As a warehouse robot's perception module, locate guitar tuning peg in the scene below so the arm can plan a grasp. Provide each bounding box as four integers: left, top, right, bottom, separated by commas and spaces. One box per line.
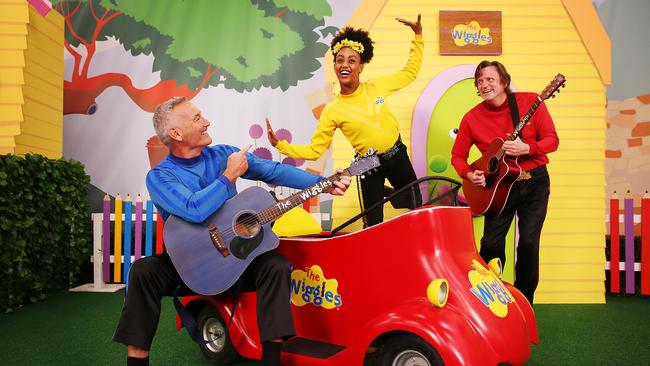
556, 89, 560, 93
562, 84, 566, 88
551, 95, 556, 98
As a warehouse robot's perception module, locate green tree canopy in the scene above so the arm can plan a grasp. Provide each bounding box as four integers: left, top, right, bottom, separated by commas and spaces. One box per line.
54, 0, 332, 92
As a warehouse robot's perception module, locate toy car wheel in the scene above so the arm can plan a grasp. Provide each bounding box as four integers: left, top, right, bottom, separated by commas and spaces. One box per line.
375, 334, 443, 366
197, 305, 238, 364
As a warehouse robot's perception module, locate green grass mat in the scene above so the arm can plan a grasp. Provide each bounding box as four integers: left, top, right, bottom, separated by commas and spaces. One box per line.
1, 291, 648, 365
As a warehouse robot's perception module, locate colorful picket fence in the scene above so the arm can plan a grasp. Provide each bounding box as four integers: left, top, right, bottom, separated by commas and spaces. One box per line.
606, 191, 650, 295
71, 194, 164, 292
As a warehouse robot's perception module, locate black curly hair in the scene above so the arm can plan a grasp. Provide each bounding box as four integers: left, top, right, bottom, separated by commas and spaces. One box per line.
330, 26, 374, 64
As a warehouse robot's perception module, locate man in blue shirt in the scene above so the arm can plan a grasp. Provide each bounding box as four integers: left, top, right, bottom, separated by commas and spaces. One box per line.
113, 97, 351, 366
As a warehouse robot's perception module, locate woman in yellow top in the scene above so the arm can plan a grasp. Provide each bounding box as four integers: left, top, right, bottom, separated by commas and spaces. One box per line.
267, 15, 422, 227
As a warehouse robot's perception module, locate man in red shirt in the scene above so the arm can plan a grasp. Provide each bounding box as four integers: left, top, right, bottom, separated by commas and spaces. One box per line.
451, 61, 559, 304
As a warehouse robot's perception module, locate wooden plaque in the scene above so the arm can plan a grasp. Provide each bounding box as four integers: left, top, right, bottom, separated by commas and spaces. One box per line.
439, 11, 502, 55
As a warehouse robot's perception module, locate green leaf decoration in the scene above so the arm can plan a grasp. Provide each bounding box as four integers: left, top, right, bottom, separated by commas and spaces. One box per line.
53, 0, 332, 91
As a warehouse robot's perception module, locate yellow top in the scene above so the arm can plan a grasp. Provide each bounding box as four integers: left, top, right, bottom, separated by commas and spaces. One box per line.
277, 34, 423, 158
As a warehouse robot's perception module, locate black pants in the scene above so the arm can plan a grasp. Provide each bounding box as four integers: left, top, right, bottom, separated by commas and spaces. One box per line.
479, 165, 550, 304
360, 142, 421, 227
112, 251, 295, 350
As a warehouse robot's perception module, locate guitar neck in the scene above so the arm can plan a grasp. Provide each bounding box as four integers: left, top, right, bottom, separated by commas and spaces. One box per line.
256, 171, 347, 225
508, 96, 543, 141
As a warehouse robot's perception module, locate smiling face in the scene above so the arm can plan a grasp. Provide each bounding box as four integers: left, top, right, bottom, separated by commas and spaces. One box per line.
167, 101, 212, 157
476, 65, 508, 107
334, 47, 364, 94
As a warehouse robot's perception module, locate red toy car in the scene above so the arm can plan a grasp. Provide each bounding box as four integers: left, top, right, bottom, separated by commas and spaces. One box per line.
178, 180, 538, 365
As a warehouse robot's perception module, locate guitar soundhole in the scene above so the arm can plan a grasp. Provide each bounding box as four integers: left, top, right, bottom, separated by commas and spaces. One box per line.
234, 212, 261, 239
487, 157, 500, 175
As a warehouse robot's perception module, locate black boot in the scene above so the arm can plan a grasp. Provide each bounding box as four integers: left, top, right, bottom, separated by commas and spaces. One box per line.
261, 341, 283, 366
127, 357, 149, 366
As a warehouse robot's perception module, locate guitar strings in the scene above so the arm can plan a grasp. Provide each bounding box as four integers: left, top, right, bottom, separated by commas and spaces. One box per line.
497, 99, 541, 159
213, 174, 342, 239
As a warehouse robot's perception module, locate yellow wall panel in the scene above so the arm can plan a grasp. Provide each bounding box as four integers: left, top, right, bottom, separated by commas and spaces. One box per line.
3, 4, 65, 157
0, 50, 25, 67
20, 118, 62, 139
0, 85, 23, 104
26, 17, 63, 41
0, 136, 16, 146
552, 161, 605, 173
551, 150, 606, 161
14, 144, 60, 159
0, 23, 27, 34
540, 263, 605, 280
0, 4, 27, 23
536, 291, 604, 304
562, 0, 611, 84
550, 186, 604, 198
32, 5, 64, 35
545, 218, 603, 229
25, 26, 63, 61
0, 146, 14, 154
537, 280, 605, 293
543, 233, 606, 246
546, 199, 605, 211
22, 96, 61, 120
23, 84, 61, 111
0, 68, 24, 85
541, 247, 605, 263
0, 35, 27, 49
0, 123, 20, 136
543, 226, 604, 237
0, 104, 23, 122
506, 17, 574, 28
557, 129, 605, 139
24, 71, 62, 98
506, 63, 599, 77
548, 208, 606, 220
539, 94, 605, 106
14, 133, 61, 153
23, 44, 62, 71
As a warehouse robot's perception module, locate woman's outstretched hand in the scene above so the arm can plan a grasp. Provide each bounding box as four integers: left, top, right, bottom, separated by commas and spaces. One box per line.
396, 14, 422, 35
265, 118, 279, 147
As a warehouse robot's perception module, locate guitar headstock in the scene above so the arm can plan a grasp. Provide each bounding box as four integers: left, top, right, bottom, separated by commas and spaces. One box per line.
347, 149, 380, 176
540, 73, 566, 101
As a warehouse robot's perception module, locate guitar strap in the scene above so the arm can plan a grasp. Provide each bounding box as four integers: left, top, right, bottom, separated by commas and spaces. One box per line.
172, 287, 210, 344
507, 93, 522, 141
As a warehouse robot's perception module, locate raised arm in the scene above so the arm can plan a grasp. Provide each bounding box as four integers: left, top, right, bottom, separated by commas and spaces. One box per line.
374, 14, 424, 94
269, 111, 338, 160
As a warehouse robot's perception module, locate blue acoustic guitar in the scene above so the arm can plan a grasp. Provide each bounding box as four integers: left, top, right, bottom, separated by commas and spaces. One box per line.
163, 153, 380, 295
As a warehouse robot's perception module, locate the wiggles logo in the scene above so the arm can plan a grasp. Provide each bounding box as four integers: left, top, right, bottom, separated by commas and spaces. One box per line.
451, 21, 492, 46
468, 259, 513, 317
291, 265, 342, 309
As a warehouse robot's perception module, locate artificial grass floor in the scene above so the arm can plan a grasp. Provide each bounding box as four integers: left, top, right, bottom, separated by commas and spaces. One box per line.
0, 291, 648, 365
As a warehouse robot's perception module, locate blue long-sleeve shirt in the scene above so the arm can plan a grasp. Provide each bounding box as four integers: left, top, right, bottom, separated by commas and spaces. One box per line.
146, 145, 323, 223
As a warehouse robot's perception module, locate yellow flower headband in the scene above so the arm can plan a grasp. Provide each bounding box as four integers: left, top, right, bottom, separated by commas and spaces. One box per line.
331, 39, 365, 55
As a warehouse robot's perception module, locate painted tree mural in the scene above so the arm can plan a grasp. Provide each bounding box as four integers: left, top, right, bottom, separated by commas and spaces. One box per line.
53, 0, 335, 115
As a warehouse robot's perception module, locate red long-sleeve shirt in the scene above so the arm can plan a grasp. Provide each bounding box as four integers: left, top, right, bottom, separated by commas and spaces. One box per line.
451, 92, 559, 179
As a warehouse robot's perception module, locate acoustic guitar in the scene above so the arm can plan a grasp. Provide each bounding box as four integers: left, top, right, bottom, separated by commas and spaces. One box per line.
463, 74, 566, 216
163, 153, 380, 295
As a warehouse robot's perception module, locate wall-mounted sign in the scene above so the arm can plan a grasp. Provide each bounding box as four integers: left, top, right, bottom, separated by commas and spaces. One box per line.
439, 11, 502, 55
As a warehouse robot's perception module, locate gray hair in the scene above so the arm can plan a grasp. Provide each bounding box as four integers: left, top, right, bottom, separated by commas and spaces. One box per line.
152, 96, 187, 145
